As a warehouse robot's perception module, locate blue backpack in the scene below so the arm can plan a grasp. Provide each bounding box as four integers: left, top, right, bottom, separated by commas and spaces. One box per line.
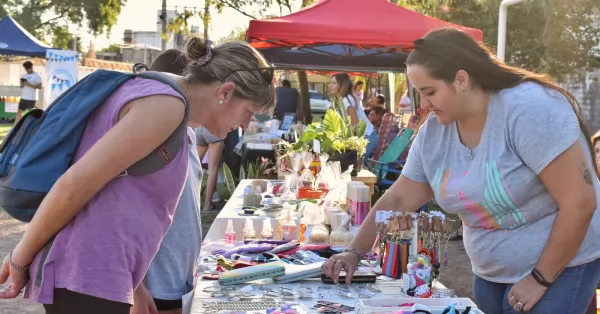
0, 70, 189, 222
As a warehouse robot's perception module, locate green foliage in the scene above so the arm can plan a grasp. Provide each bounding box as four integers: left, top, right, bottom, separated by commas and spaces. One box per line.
223, 162, 236, 198
1, 0, 125, 50
397, 0, 600, 82
100, 44, 121, 53
292, 109, 369, 156
218, 27, 247, 43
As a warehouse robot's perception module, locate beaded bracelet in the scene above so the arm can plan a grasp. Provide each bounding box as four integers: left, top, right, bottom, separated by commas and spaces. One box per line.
9, 249, 29, 272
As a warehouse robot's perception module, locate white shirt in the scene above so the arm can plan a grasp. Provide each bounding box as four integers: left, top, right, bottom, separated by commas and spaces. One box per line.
343, 95, 373, 136
398, 95, 412, 114
21, 72, 42, 101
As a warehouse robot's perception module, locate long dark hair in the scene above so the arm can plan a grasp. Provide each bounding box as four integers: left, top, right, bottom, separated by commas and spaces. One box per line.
333, 73, 358, 107
407, 28, 598, 178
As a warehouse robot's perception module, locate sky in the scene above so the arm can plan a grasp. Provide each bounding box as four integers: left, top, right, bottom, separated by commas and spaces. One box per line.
78, 0, 300, 50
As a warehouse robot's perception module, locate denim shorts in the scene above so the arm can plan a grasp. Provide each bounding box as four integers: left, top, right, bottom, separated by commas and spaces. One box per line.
473, 258, 600, 313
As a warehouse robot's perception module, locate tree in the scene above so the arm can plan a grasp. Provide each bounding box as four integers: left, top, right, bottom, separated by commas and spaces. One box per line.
99, 44, 121, 53
218, 27, 246, 43
397, 0, 600, 82
0, 0, 125, 52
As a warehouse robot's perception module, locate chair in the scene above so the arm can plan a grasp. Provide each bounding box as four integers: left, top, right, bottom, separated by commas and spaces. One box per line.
369, 113, 401, 166
366, 128, 415, 197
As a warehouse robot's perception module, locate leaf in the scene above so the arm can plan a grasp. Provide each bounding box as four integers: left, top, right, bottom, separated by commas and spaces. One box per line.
355, 120, 367, 138
223, 163, 236, 195
248, 163, 255, 180
239, 165, 246, 181
322, 109, 342, 134
299, 130, 318, 143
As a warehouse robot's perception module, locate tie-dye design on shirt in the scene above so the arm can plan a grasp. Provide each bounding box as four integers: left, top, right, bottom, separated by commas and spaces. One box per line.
431, 161, 529, 230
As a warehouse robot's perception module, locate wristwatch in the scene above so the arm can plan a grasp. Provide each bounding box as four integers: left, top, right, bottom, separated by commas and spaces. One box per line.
530, 268, 552, 287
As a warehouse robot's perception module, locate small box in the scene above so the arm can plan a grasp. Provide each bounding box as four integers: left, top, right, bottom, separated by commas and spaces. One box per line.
218, 261, 285, 286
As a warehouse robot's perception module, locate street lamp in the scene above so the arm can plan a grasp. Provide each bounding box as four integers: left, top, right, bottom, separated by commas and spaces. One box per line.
497, 0, 527, 62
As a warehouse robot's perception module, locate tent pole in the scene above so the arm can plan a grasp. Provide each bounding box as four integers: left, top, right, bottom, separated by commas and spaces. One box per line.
497, 0, 526, 62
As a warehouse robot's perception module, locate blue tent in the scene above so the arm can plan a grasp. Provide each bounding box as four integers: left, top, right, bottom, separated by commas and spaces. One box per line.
0, 16, 52, 58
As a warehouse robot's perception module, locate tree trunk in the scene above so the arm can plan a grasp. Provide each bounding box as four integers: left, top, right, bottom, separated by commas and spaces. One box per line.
297, 70, 312, 124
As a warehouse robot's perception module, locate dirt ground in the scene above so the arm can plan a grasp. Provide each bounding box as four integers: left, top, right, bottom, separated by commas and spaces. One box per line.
0, 211, 473, 314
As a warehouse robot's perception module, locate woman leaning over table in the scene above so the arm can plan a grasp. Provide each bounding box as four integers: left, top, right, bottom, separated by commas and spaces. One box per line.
323, 28, 600, 314
0, 37, 275, 314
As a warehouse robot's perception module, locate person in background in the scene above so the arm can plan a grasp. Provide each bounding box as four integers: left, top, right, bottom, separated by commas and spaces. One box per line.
592, 130, 600, 166
364, 95, 386, 117
398, 90, 412, 115
353, 80, 364, 101
273, 79, 300, 121
329, 73, 373, 136
0, 38, 275, 314
16, 61, 42, 125
196, 126, 225, 211
324, 28, 600, 313
364, 106, 386, 160
129, 49, 201, 314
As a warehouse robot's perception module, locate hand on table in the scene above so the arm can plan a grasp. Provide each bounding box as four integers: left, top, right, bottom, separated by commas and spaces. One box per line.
321, 252, 359, 285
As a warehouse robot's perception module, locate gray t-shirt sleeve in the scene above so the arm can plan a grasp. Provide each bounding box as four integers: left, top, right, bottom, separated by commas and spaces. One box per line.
195, 126, 223, 146
506, 86, 580, 175
400, 127, 428, 183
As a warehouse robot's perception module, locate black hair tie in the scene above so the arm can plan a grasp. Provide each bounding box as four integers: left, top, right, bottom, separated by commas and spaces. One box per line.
413, 38, 426, 48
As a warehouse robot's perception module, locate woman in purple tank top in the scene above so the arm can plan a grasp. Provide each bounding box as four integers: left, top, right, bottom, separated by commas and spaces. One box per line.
0, 38, 275, 314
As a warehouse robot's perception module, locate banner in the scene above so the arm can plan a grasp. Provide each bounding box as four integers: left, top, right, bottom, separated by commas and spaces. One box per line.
44, 49, 78, 107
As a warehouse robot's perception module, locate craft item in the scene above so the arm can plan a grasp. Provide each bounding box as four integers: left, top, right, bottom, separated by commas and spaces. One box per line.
321, 271, 377, 284
298, 151, 316, 190
201, 300, 284, 313
309, 224, 330, 244
329, 213, 352, 246
268, 240, 300, 254
324, 207, 341, 227
406, 254, 433, 298
224, 219, 236, 244
306, 189, 323, 200
243, 194, 262, 207
243, 184, 254, 194
352, 185, 371, 226
242, 206, 257, 215
330, 212, 348, 231
261, 219, 274, 239
443, 218, 453, 267
381, 241, 409, 279
218, 261, 286, 286
263, 204, 283, 218
272, 261, 324, 283
345, 182, 364, 209
221, 243, 276, 258
279, 207, 298, 241
243, 239, 289, 245
253, 180, 267, 195
298, 186, 311, 199
243, 218, 256, 241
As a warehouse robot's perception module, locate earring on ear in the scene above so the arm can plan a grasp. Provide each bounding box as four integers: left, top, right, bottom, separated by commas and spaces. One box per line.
460, 84, 468, 94
219, 100, 223, 105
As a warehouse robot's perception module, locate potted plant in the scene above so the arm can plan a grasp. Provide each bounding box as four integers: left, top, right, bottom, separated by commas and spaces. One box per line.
291, 109, 367, 176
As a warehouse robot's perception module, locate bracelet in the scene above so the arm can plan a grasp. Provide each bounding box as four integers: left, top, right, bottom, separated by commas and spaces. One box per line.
343, 248, 362, 263
9, 249, 30, 272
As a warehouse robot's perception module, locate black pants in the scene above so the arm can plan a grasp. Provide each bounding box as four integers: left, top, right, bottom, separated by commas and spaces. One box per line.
44, 288, 131, 314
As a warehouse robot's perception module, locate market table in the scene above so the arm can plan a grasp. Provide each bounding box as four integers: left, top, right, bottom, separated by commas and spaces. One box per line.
204, 179, 281, 242
190, 276, 476, 314
278, 169, 377, 195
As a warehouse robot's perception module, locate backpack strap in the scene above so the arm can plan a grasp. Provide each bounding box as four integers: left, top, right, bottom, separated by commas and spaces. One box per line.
121, 71, 190, 176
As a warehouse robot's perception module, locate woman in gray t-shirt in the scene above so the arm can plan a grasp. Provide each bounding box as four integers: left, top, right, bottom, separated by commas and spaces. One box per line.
323, 28, 600, 314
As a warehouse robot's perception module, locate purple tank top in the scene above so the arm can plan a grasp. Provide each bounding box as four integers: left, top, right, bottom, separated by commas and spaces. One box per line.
25, 78, 189, 305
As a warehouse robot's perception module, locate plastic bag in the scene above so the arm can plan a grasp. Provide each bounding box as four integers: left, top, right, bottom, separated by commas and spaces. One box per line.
281, 153, 303, 201
329, 213, 352, 246
298, 151, 316, 189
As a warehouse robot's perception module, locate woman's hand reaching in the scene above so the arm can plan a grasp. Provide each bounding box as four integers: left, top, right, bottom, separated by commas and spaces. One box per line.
0, 247, 31, 299
321, 252, 360, 284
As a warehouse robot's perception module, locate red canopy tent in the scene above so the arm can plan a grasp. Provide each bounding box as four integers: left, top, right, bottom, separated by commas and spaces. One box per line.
247, 0, 483, 50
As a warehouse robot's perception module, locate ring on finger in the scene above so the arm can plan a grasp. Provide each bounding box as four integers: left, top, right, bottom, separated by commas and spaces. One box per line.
514, 301, 524, 311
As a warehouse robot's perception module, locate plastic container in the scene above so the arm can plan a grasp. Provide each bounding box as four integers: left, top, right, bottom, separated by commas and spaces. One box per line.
242, 218, 256, 240
261, 219, 274, 239
224, 219, 236, 244
355, 298, 480, 314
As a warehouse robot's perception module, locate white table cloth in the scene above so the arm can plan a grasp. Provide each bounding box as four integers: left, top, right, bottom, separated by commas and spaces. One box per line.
204, 179, 283, 242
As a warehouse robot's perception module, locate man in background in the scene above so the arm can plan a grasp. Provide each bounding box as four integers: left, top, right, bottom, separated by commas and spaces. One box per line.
196, 126, 225, 211
273, 79, 299, 121
16, 61, 42, 124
